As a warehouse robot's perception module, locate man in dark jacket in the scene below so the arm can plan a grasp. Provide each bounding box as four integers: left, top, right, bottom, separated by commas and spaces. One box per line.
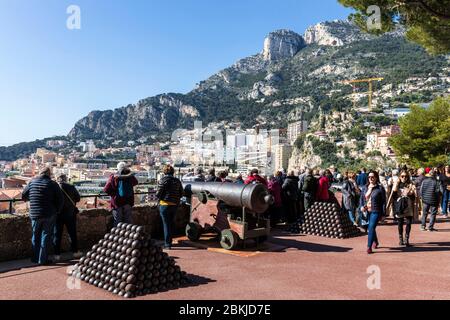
282, 171, 300, 224
53, 174, 82, 261
439, 165, 450, 218
22, 167, 63, 265
420, 168, 442, 231
104, 162, 139, 227
356, 168, 368, 188
157, 165, 184, 249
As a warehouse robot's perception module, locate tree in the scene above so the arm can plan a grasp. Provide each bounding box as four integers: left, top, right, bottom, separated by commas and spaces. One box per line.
389, 97, 450, 166
338, 0, 450, 54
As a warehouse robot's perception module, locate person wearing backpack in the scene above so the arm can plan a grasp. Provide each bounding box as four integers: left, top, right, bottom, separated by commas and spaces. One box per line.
104, 162, 139, 227
156, 165, 184, 249
420, 168, 442, 232
53, 174, 82, 261
388, 170, 416, 246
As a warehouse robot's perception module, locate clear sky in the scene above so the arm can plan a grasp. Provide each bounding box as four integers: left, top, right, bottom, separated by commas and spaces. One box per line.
0, 0, 352, 146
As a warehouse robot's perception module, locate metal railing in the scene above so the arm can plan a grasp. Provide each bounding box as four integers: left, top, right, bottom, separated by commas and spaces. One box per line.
0, 190, 158, 215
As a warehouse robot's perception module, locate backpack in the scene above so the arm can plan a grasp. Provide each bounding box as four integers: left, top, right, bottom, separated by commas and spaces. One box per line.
117, 178, 134, 198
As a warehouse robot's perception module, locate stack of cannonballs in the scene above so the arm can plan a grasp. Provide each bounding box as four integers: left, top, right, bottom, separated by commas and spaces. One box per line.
71, 223, 188, 298
299, 202, 361, 239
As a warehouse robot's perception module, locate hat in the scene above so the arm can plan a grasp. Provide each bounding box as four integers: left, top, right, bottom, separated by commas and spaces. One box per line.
117, 162, 128, 173
425, 167, 432, 174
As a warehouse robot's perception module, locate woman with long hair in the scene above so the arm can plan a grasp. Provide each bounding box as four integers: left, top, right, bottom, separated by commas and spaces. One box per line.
359, 170, 387, 254
389, 170, 416, 246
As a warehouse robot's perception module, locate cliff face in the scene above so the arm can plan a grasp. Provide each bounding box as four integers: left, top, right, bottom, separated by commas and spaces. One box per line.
262, 29, 306, 61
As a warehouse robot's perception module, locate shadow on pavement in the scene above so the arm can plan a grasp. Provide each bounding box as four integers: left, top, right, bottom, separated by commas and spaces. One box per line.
0, 261, 74, 277
269, 237, 352, 253
384, 242, 450, 253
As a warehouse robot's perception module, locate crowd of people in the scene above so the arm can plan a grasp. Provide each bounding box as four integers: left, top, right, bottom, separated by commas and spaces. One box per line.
21, 162, 450, 264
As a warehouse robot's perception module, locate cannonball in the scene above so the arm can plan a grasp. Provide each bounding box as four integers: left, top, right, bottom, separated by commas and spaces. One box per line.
140, 257, 148, 265
136, 226, 144, 234
131, 225, 138, 232
126, 274, 137, 284
137, 283, 144, 291
93, 280, 100, 287
113, 288, 120, 295
124, 292, 135, 299
126, 224, 133, 231
89, 278, 95, 285
128, 265, 138, 274
102, 283, 109, 290
124, 231, 131, 238
119, 281, 127, 291
131, 249, 140, 258
137, 273, 145, 282
119, 230, 126, 237
121, 272, 129, 281
131, 240, 141, 249
118, 290, 125, 297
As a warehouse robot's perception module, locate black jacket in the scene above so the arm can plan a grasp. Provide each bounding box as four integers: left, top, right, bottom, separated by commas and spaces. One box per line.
60, 182, 81, 215
414, 175, 425, 196
157, 174, 183, 205
282, 176, 299, 201
359, 184, 386, 216
420, 176, 441, 206
22, 175, 64, 219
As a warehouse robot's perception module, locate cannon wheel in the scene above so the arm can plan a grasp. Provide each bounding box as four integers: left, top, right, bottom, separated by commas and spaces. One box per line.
220, 229, 239, 250
186, 222, 202, 241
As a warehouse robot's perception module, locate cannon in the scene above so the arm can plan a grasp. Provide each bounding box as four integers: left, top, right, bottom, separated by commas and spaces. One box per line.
183, 182, 273, 250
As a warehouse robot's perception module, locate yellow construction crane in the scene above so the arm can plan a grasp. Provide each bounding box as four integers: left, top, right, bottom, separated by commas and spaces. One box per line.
341, 77, 384, 110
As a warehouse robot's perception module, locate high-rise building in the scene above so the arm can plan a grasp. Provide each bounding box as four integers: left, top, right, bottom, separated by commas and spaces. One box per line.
287, 120, 308, 145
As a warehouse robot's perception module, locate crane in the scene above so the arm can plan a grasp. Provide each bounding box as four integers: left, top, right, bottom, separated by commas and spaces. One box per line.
341, 77, 384, 110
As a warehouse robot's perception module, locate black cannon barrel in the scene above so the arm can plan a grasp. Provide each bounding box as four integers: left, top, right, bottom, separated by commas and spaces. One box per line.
183, 182, 273, 214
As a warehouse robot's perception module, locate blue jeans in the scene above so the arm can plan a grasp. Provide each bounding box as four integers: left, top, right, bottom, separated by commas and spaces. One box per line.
442, 189, 449, 215
31, 216, 56, 264
367, 211, 380, 249
159, 205, 178, 247
112, 204, 132, 227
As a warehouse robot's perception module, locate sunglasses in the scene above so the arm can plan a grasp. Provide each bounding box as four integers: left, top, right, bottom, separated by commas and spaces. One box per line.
401, 175, 407, 178
369, 176, 376, 179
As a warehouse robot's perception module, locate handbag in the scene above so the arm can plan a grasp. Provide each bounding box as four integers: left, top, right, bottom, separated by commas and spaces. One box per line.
61, 185, 80, 214
394, 196, 409, 216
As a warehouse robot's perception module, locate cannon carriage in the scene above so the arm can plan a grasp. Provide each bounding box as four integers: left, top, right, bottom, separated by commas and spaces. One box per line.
183, 182, 273, 250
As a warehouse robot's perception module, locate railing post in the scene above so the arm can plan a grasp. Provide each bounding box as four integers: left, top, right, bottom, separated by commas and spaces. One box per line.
9, 200, 13, 215
94, 196, 98, 208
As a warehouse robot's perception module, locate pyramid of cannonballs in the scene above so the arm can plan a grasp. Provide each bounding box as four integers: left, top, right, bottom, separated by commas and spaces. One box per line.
71, 223, 188, 299
299, 202, 361, 239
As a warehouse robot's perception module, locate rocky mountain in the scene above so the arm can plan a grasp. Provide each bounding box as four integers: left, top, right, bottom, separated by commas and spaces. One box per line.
2, 19, 449, 161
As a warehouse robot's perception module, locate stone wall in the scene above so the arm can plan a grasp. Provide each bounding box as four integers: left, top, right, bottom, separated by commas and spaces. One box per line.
0, 204, 189, 262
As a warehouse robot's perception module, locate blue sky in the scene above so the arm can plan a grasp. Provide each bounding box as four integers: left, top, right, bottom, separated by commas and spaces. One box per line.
0, 0, 352, 146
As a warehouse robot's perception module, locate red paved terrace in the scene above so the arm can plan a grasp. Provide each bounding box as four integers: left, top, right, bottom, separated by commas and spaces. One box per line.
1, 218, 450, 300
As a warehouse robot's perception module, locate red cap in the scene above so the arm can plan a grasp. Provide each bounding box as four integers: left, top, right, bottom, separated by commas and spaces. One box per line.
425, 168, 431, 174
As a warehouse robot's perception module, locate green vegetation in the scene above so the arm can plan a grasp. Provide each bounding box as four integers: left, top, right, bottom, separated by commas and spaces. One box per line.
389, 97, 450, 166
338, 0, 450, 54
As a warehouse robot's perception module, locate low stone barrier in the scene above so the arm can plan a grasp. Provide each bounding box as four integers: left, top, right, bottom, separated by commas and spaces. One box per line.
0, 204, 189, 262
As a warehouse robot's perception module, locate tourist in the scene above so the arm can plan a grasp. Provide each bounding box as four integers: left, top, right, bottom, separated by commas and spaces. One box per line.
414, 168, 426, 222
420, 168, 442, 232
206, 168, 221, 182
356, 168, 368, 188
282, 170, 300, 226
439, 165, 450, 218
302, 169, 317, 211
342, 172, 359, 227
193, 168, 206, 182
390, 170, 416, 246
267, 174, 282, 226
235, 174, 244, 184
22, 166, 64, 265
360, 171, 386, 254
156, 165, 184, 249
53, 174, 82, 261
325, 169, 334, 185
104, 162, 139, 227
316, 170, 330, 202
244, 169, 268, 186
